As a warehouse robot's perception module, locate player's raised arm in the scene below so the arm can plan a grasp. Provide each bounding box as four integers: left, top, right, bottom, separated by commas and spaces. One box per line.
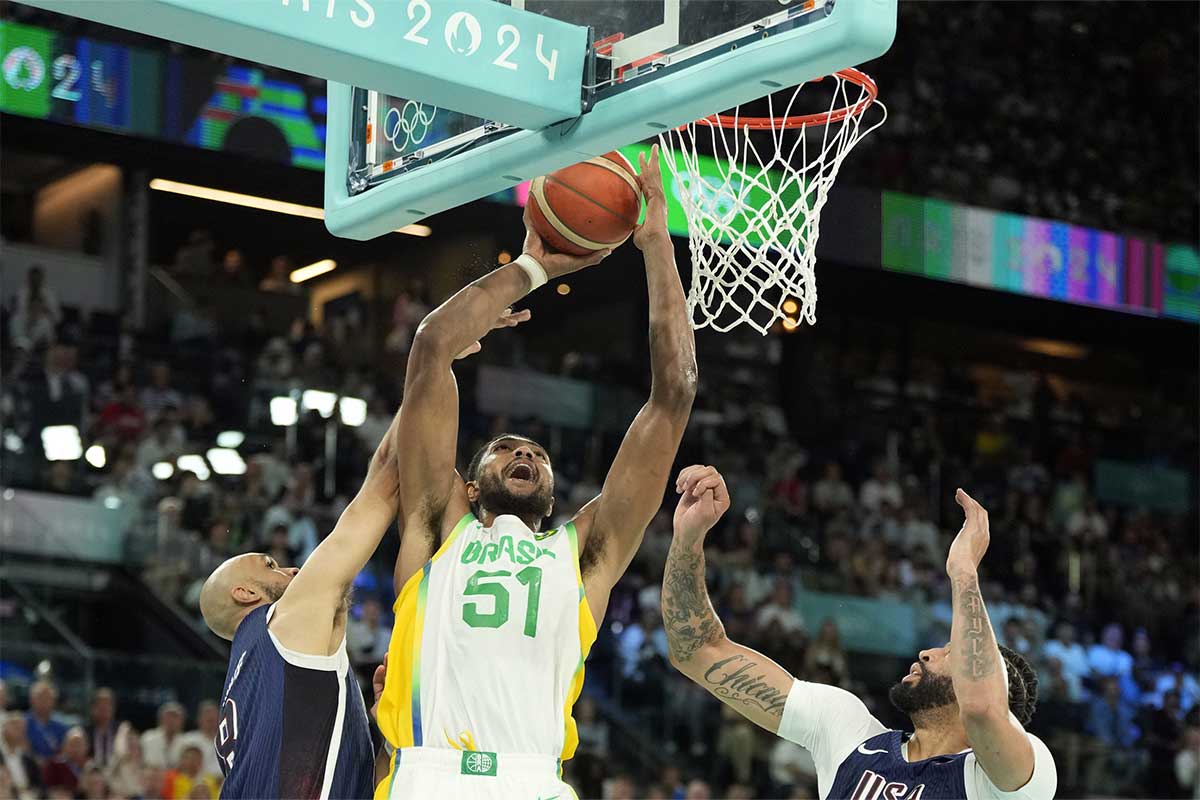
399, 221, 609, 542
662, 465, 794, 733
268, 407, 405, 653
578, 144, 697, 587
946, 489, 1037, 791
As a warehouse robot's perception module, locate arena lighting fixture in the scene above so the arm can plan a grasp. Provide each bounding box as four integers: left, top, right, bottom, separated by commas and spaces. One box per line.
781, 317, 800, 332
206, 448, 247, 476
291, 259, 336, 283
216, 430, 245, 448
85, 445, 106, 469
301, 389, 338, 418
152, 462, 175, 480
270, 396, 298, 426
782, 299, 799, 315
556, 284, 571, 296
147, 179, 432, 237
1022, 338, 1089, 360
338, 396, 368, 427
176, 454, 211, 481
41, 425, 82, 461
3, 431, 23, 453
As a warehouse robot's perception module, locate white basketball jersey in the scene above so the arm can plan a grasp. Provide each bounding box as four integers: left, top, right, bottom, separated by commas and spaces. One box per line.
376, 513, 597, 763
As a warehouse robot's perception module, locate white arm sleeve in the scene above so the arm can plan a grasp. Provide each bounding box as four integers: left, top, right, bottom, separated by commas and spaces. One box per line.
779, 681, 888, 792
966, 732, 1058, 800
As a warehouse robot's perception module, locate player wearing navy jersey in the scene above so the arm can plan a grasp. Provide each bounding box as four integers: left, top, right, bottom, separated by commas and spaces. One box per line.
197, 313, 527, 800
662, 466, 1057, 800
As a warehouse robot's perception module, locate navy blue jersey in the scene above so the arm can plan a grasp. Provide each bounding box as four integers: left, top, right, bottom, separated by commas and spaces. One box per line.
216, 605, 374, 799
828, 730, 966, 800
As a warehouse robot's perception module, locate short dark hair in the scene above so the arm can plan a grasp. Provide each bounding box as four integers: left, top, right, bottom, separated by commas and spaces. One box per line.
998, 645, 1038, 726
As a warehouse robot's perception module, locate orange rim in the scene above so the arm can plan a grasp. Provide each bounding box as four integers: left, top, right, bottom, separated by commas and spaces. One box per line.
693, 67, 879, 130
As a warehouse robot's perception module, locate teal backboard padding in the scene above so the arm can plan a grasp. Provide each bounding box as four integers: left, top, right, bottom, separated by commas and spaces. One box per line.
326, 0, 897, 239
17, 0, 588, 130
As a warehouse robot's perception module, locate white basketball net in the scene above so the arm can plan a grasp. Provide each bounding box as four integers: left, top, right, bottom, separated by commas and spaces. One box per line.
658, 72, 886, 334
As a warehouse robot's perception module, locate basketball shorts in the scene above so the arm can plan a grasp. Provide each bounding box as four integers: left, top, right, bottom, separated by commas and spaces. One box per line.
378, 746, 578, 800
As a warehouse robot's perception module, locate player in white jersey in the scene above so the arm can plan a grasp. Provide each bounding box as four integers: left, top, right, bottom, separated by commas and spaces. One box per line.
662, 466, 1057, 800
375, 145, 696, 799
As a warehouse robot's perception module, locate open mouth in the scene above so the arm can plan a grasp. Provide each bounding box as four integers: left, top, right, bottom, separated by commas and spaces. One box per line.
506, 462, 536, 484
902, 662, 922, 682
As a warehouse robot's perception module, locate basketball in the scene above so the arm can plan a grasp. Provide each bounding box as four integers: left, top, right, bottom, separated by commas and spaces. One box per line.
527, 151, 643, 255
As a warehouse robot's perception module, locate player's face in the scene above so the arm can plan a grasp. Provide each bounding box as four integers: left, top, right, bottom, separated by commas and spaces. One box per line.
248, 553, 298, 602
474, 437, 555, 519
888, 643, 957, 718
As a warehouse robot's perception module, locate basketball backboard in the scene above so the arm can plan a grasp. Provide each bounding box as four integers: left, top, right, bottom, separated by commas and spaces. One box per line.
329, 0, 897, 239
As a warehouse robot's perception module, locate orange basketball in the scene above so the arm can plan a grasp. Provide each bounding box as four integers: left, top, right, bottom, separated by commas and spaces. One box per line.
527, 151, 642, 256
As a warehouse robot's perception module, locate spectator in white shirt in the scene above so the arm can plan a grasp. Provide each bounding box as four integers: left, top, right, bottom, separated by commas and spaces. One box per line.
860, 460, 903, 513
177, 701, 222, 779
900, 502, 941, 564
140, 702, 186, 769
0, 712, 42, 800
1066, 496, 1108, 541
812, 462, 854, 514
1042, 623, 1089, 702
346, 598, 391, 667
756, 580, 806, 637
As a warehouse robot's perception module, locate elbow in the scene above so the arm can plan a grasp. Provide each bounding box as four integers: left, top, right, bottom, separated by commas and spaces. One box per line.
408, 315, 455, 365
652, 363, 698, 415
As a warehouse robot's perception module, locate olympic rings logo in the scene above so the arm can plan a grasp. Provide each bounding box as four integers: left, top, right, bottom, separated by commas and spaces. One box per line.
382, 100, 438, 154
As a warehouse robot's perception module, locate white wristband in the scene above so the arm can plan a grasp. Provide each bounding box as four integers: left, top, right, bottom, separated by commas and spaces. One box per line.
513, 253, 547, 291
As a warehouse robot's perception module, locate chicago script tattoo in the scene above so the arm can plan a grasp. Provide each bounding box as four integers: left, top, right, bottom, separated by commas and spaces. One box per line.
703, 655, 788, 718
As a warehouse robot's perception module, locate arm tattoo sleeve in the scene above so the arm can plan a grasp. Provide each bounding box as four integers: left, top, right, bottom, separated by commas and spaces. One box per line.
953, 572, 998, 680
661, 538, 725, 663
702, 654, 790, 719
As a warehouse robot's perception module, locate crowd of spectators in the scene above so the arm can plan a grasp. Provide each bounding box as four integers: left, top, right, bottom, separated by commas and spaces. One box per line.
847, 3, 1199, 242
3, 241, 1198, 799
0, 680, 221, 800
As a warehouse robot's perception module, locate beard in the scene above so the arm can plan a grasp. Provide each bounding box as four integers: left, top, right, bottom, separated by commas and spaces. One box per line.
476, 469, 553, 521
888, 662, 957, 718
255, 579, 287, 604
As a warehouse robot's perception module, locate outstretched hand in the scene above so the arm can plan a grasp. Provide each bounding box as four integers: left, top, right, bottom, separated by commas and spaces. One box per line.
454, 307, 531, 359
370, 653, 387, 722
633, 143, 670, 251
673, 465, 730, 542
521, 205, 610, 281
946, 488, 991, 576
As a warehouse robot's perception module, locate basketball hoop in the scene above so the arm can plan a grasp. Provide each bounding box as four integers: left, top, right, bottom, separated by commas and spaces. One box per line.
658, 68, 886, 334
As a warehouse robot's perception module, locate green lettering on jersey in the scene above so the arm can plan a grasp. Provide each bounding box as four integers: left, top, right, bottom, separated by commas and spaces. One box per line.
461, 540, 483, 564
482, 542, 500, 563
499, 535, 517, 563
516, 540, 536, 564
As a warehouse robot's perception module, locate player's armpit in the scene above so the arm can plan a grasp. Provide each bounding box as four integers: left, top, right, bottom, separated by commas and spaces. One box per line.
676, 638, 794, 735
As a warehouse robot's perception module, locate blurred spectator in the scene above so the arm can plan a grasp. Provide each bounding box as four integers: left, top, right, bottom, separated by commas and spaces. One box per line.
756, 580, 806, 638
42, 727, 89, 795
95, 383, 147, 446
685, 778, 713, 799
1043, 623, 1089, 702
812, 462, 853, 514
1176, 726, 1200, 799
137, 418, 186, 474
1143, 689, 1187, 798
347, 599, 391, 667
172, 230, 215, 276
1151, 665, 1200, 714
804, 619, 849, 688
105, 723, 145, 799
23, 343, 89, 436
84, 687, 117, 769
218, 248, 252, 287
1085, 677, 1140, 794
24, 681, 69, 762
140, 702, 186, 769
140, 363, 183, 422
178, 701, 221, 780
79, 766, 109, 800
571, 696, 609, 800
384, 287, 429, 355
859, 461, 902, 512
259, 256, 298, 293
768, 737, 818, 798
13, 266, 60, 325
1089, 624, 1138, 701
162, 744, 219, 800
1, 712, 44, 800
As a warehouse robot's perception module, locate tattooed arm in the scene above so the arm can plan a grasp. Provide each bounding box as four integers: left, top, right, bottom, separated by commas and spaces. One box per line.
662, 466, 795, 733
947, 489, 1036, 791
